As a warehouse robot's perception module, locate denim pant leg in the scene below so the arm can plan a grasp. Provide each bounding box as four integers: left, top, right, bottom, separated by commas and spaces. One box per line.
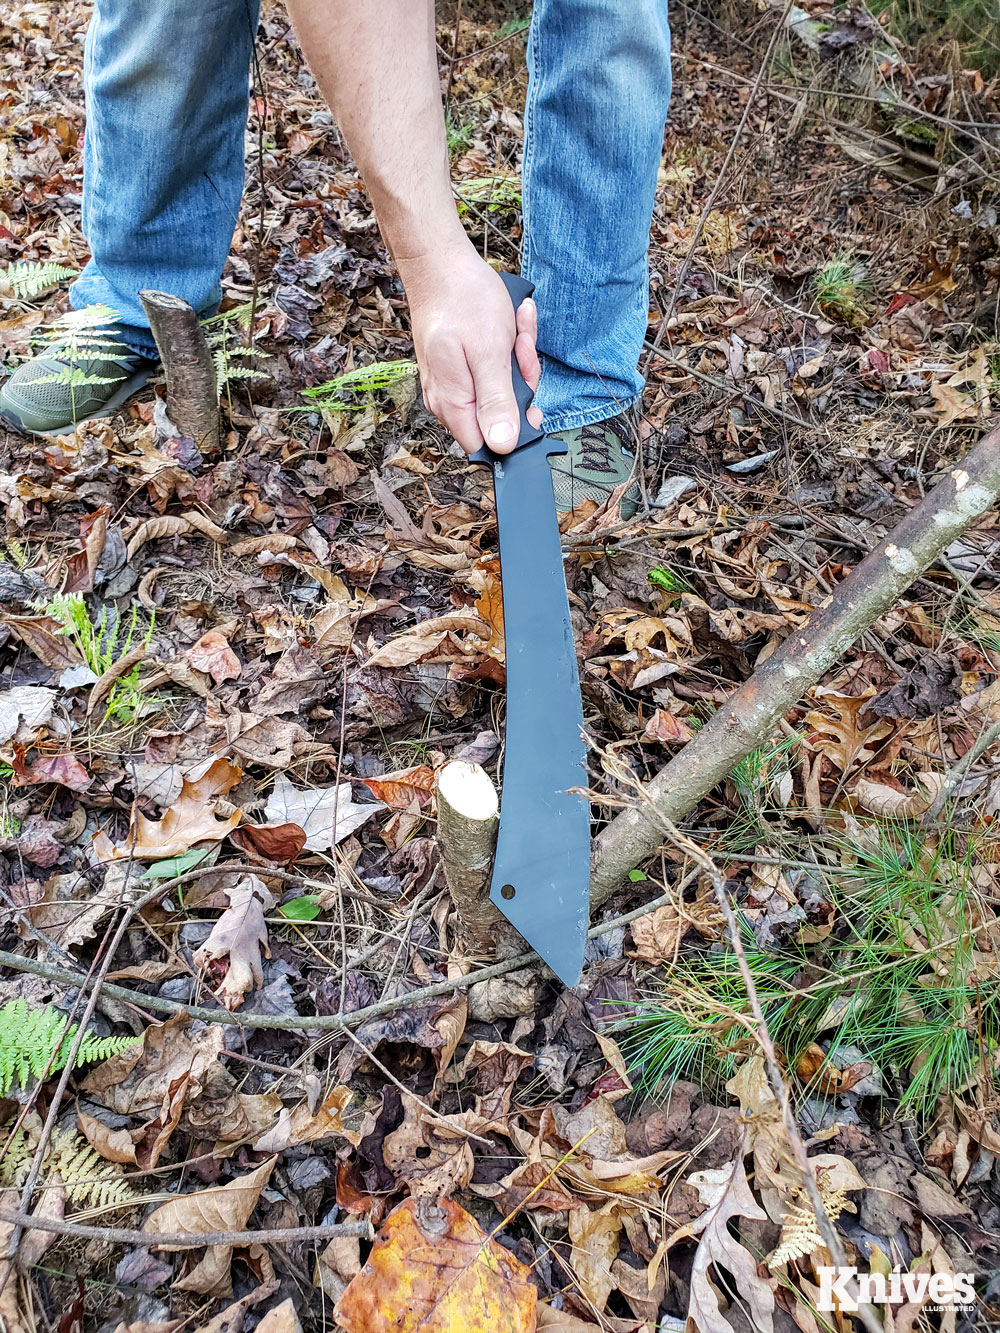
522, 0, 672, 432
70, 0, 261, 356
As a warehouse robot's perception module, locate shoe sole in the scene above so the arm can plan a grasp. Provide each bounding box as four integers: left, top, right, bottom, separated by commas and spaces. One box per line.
0, 364, 156, 437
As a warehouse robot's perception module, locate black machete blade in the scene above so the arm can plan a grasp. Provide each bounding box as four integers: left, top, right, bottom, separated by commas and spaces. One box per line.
470, 272, 591, 988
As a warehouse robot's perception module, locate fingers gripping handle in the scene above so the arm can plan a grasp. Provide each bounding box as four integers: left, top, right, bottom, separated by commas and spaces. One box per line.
498, 272, 545, 450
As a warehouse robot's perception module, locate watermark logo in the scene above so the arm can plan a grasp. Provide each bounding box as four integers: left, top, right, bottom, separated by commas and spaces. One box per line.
816, 1267, 976, 1313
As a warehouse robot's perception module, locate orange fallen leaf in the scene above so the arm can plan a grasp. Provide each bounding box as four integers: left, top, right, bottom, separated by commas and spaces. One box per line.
335, 1197, 536, 1333
93, 757, 242, 861
363, 765, 436, 810
184, 630, 242, 684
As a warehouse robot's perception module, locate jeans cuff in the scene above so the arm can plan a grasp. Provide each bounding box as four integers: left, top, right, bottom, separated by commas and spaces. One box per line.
541, 391, 644, 436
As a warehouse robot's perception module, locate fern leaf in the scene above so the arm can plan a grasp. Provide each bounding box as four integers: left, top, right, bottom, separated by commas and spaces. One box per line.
45, 1129, 135, 1210
5, 260, 78, 300
0, 1000, 138, 1096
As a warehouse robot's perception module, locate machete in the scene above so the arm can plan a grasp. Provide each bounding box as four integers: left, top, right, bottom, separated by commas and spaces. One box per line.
469, 271, 591, 988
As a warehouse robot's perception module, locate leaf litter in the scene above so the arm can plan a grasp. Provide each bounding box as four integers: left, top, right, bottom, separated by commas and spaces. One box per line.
0, 1, 999, 1331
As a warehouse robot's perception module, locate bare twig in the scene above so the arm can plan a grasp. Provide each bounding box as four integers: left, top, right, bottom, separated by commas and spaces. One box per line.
0, 1207, 372, 1249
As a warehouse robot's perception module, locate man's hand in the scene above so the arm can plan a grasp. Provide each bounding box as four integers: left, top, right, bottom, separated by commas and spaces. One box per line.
400, 242, 542, 454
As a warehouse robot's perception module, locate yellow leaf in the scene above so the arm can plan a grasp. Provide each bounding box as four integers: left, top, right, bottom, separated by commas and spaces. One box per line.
335, 1197, 536, 1333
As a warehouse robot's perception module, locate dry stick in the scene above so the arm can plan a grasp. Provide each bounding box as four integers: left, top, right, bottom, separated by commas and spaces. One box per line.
138, 290, 220, 449
590, 424, 1000, 908
0, 1208, 372, 1250
0, 875, 700, 1035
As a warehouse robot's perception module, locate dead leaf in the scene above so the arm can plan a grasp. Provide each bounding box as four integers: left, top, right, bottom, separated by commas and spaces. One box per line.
929, 381, 979, 427
229, 822, 306, 865
628, 904, 687, 965
193, 874, 275, 1010
15, 870, 111, 950
254, 1086, 358, 1151
187, 1282, 279, 1333
365, 612, 492, 668
77, 1107, 138, 1165
642, 708, 695, 744
93, 757, 243, 860
253, 1299, 301, 1333
143, 1157, 275, 1297
363, 764, 436, 810
265, 775, 381, 851
803, 690, 893, 773
184, 630, 242, 684
87, 644, 146, 718
568, 1203, 623, 1313
0, 686, 56, 745
684, 1154, 774, 1333
380, 1091, 477, 1199
0, 614, 83, 669
127, 511, 226, 560
335, 1196, 536, 1333
12, 748, 91, 792
851, 772, 942, 818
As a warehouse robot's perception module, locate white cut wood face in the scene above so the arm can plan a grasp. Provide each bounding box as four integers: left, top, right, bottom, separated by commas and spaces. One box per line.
437, 760, 499, 820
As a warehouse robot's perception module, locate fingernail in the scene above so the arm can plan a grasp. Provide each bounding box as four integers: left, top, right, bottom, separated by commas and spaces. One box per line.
488, 422, 514, 446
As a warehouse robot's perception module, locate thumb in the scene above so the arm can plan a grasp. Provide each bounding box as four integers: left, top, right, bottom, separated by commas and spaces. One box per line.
470, 346, 520, 455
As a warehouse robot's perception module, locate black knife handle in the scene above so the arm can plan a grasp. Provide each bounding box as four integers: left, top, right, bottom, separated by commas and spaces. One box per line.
498, 272, 546, 450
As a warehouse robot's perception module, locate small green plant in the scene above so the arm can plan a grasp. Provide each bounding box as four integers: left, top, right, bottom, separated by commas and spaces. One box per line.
499, 14, 530, 36
446, 113, 475, 160
883, 0, 1000, 78
894, 117, 938, 145
0, 999, 138, 1096
648, 564, 691, 602
299, 358, 418, 418
620, 823, 1000, 1116
3, 259, 78, 301
200, 302, 272, 395
41, 592, 153, 725
23, 305, 132, 420
810, 254, 875, 327
454, 175, 522, 218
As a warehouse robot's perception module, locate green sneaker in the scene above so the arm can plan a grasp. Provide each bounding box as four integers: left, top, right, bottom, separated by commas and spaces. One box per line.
547, 413, 642, 520
0, 315, 154, 436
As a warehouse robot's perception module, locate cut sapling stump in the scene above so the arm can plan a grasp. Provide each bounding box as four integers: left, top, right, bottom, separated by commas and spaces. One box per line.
435, 760, 515, 951
138, 289, 220, 449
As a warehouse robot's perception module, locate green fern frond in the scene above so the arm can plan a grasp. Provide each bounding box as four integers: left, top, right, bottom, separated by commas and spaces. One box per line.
20, 366, 125, 389
0, 999, 138, 1096
298, 358, 418, 414
5, 260, 78, 300
201, 301, 254, 330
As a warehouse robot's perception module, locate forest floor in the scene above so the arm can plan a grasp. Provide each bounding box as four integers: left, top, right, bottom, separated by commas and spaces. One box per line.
1, 1, 1000, 1330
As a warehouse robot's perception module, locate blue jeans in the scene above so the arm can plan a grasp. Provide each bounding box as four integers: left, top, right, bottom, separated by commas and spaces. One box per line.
72, 0, 671, 432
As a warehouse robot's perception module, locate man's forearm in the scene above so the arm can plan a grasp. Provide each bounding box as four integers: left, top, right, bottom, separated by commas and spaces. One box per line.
285, 0, 465, 264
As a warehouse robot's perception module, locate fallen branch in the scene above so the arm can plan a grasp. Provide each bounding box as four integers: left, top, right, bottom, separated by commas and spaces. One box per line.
590, 426, 1000, 906
0, 1208, 372, 1250
0, 873, 699, 1033
138, 289, 219, 448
